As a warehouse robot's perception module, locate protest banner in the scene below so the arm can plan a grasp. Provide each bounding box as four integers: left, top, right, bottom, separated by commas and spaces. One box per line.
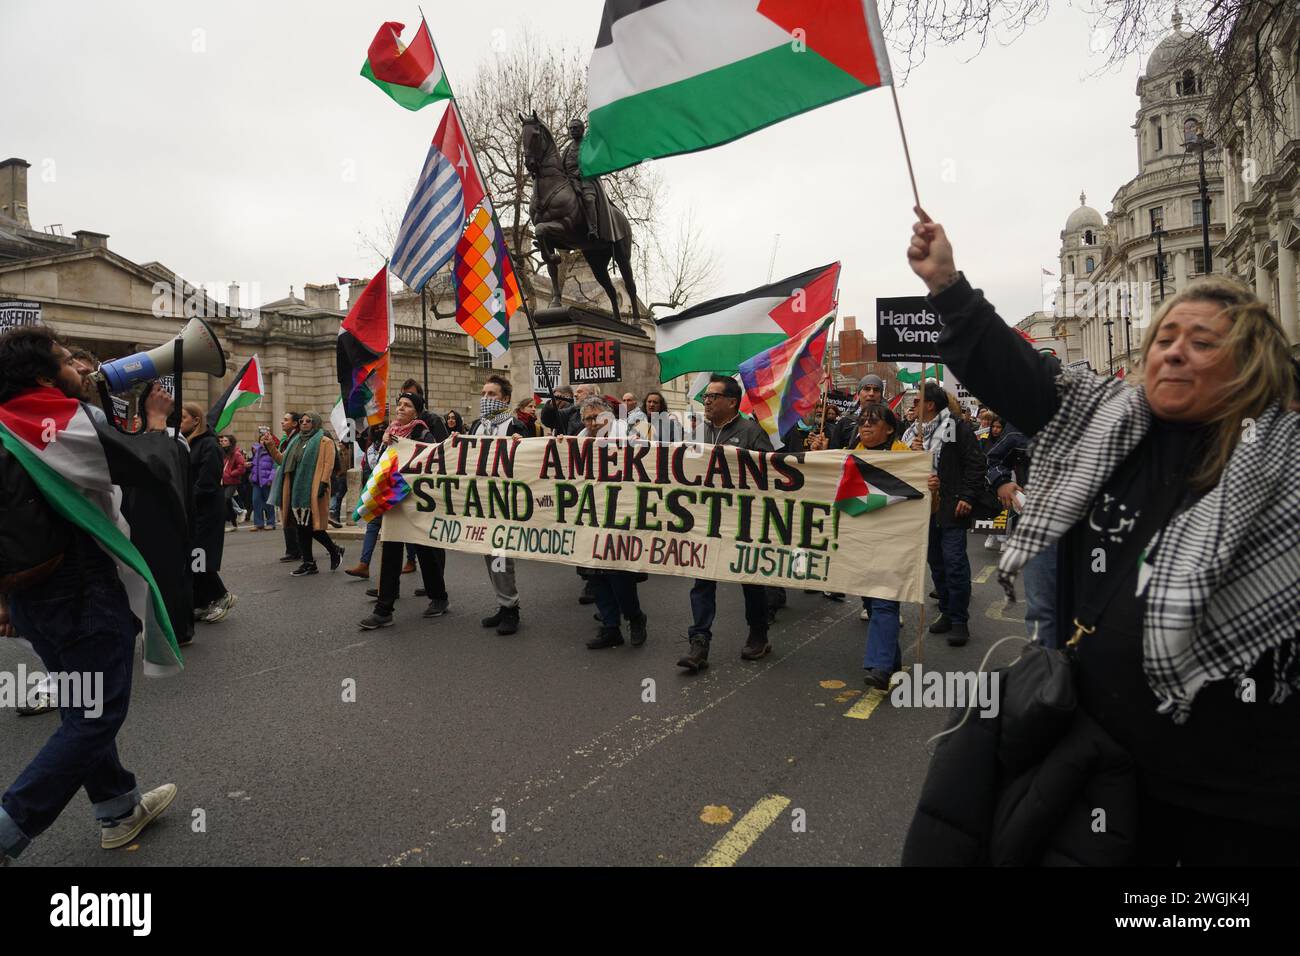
568, 339, 622, 384
376, 435, 932, 602
874, 296, 942, 362
532, 359, 562, 396
0, 299, 42, 333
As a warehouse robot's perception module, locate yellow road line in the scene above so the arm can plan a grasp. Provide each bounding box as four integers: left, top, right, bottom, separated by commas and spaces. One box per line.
695, 795, 791, 867
843, 687, 889, 720
972, 563, 999, 584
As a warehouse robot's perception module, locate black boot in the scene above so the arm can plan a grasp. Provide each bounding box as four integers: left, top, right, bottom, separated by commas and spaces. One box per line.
578, 581, 596, 605
586, 627, 625, 649
677, 636, 710, 673
928, 613, 952, 634
481, 606, 506, 628
497, 605, 520, 636
628, 613, 648, 647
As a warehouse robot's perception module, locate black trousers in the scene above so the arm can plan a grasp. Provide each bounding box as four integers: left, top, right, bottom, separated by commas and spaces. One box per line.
376, 541, 446, 615
296, 524, 338, 564
193, 570, 227, 608
283, 510, 300, 558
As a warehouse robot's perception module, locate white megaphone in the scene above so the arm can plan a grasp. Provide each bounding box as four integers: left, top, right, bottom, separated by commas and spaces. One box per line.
98, 317, 227, 392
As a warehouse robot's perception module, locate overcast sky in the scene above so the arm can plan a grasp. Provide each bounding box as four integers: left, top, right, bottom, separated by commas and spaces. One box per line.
2, 0, 1164, 330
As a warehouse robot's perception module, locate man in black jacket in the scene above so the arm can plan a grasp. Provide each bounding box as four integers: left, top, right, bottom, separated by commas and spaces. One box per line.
539, 384, 592, 436
828, 374, 886, 449
677, 375, 775, 672
918, 381, 986, 646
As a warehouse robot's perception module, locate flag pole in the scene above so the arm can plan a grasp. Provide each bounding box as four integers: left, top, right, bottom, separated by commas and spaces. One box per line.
421, 13, 557, 402
889, 85, 921, 212
915, 358, 929, 666
420, 287, 429, 397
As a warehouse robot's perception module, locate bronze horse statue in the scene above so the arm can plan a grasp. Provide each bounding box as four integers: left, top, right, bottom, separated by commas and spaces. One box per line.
520, 113, 639, 324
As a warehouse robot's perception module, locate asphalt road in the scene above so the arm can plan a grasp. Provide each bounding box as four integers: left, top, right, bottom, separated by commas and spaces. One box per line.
1, 529, 1029, 867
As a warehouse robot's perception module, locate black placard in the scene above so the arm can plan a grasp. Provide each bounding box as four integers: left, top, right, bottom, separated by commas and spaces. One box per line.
568, 339, 622, 384
875, 296, 943, 362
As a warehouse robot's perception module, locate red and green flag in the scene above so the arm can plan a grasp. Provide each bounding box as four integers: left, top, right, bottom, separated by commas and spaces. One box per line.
207, 354, 264, 433
337, 264, 394, 427
835, 455, 923, 516
362, 19, 454, 111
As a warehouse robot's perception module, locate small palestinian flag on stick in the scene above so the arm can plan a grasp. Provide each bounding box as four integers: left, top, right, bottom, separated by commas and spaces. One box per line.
835, 455, 923, 516
208, 354, 264, 433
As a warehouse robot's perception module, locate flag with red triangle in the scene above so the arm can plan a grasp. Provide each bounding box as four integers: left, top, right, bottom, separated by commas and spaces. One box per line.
207, 354, 264, 433
361, 19, 454, 111
336, 264, 394, 426
835, 455, 923, 516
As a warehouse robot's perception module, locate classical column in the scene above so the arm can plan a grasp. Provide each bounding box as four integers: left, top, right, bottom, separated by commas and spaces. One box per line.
270, 367, 287, 429
1174, 251, 1188, 289
1277, 241, 1299, 346
1255, 241, 1271, 300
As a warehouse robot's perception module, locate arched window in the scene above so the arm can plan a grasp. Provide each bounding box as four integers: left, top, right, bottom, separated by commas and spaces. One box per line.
1177, 70, 1199, 96
1084, 229, 1094, 245
1086, 257, 1095, 273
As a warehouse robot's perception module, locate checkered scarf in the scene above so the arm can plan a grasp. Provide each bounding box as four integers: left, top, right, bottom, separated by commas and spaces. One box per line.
998, 368, 1300, 723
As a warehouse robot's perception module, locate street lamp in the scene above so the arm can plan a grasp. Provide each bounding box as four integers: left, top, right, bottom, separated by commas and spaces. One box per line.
1184, 119, 1215, 275
1151, 218, 1167, 300
1103, 316, 1115, 375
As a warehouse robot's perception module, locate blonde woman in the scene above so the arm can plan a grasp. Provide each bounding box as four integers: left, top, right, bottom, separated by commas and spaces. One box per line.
906, 212, 1298, 864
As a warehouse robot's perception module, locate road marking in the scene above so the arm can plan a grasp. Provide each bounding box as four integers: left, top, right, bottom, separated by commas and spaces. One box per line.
985, 601, 1024, 623
843, 688, 889, 720
972, 564, 999, 585
695, 794, 791, 867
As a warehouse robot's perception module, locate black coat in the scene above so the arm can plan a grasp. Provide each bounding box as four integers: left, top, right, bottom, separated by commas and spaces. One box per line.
934, 414, 987, 529
188, 430, 225, 573
902, 645, 1138, 866
539, 400, 583, 436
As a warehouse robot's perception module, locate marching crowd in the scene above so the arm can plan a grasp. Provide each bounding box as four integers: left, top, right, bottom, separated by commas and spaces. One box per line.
1, 206, 1297, 866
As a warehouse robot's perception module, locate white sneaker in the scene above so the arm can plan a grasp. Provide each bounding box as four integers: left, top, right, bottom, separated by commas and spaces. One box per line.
204, 592, 237, 623
101, 783, 177, 849
859, 608, 871, 621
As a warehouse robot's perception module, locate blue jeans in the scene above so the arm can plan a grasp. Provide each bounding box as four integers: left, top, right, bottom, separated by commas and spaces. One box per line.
250, 483, 275, 528
688, 579, 768, 646
863, 598, 901, 671
359, 518, 415, 567
0, 545, 141, 858
927, 517, 971, 623
1023, 541, 1059, 648
591, 572, 643, 629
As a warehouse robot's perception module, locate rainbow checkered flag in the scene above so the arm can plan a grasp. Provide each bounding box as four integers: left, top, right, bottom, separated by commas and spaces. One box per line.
835, 456, 923, 516
738, 313, 835, 449
454, 199, 520, 359
353, 447, 411, 523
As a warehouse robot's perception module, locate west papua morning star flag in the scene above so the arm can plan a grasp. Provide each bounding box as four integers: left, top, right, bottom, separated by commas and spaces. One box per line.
835, 455, 924, 516
361, 19, 454, 111
390, 103, 487, 292
581, 0, 893, 176
0, 387, 182, 674
337, 264, 394, 427
655, 262, 840, 382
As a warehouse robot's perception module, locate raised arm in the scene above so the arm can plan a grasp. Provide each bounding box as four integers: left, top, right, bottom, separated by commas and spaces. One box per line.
906, 210, 1062, 437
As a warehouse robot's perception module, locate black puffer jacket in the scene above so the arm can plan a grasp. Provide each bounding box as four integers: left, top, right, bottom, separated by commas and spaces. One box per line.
902, 645, 1137, 866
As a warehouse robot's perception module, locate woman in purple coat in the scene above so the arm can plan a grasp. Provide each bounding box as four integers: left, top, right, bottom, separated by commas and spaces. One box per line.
248, 426, 279, 531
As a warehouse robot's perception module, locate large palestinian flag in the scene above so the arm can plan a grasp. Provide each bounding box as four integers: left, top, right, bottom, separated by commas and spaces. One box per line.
835, 455, 923, 516
0, 387, 182, 674
361, 19, 454, 111
582, 0, 893, 176
337, 264, 394, 427
655, 262, 839, 382
207, 354, 263, 433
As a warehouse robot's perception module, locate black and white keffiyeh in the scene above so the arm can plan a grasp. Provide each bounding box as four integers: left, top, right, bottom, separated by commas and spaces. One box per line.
999, 368, 1300, 723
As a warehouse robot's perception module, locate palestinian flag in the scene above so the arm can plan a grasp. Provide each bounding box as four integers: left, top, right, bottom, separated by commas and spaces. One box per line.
0, 387, 182, 674
362, 19, 454, 111
337, 264, 394, 427
581, 0, 893, 177
207, 354, 264, 433
656, 262, 839, 382
353, 446, 411, 523
896, 364, 942, 385
835, 455, 923, 516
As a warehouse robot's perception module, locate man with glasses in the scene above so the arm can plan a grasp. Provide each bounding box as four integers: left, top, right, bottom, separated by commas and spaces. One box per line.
677, 375, 775, 673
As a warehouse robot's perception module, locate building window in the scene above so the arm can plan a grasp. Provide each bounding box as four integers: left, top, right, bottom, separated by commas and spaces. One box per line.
1191, 198, 1209, 225
1149, 206, 1164, 231
1085, 257, 1095, 273
1084, 229, 1095, 246
1176, 70, 1201, 96
1191, 248, 1207, 275
1152, 118, 1163, 151
472, 342, 493, 368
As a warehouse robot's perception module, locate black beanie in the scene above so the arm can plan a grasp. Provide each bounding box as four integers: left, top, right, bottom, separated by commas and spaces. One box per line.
398, 391, 426, 413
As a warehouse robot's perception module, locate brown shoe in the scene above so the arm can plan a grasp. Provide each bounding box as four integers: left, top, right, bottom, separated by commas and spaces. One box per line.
401, 560, 416, 574
344, 563, 370, 579
740, 634, 772, 661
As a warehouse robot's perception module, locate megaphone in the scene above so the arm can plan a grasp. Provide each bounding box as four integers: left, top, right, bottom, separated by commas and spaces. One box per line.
98, 317, 227, 392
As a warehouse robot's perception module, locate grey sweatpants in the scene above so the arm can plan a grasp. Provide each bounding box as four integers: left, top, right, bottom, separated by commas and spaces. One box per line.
484, 554, 519, 608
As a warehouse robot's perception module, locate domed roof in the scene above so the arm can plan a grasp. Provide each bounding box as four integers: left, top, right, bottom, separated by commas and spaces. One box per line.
1065, 190, 1103, 233
1146, 10, 1210, 76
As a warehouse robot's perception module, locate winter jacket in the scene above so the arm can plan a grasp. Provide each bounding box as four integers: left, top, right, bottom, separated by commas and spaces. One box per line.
221, 448, 247, 487
902, 644, 1138, 866
189, 431, 226, 573
933, 415, 987, 529
539, 399, 583, 436
250, 443, 277, 486
983, 423, 1030, 491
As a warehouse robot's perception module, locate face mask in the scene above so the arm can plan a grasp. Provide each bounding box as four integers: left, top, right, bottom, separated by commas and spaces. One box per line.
480, 396, 508, 419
